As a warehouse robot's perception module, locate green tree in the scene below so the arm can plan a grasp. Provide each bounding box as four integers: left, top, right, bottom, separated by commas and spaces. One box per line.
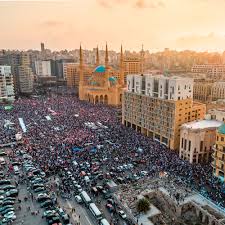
136, 198, 150, 213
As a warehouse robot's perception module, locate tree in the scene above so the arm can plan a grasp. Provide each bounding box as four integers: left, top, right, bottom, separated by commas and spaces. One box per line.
136, 198, 150, 213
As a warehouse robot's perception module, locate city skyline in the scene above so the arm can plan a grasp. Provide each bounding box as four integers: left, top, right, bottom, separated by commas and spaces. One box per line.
1, 0, 225, 52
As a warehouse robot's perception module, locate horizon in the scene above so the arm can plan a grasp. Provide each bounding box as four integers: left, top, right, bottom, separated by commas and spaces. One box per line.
1, 0, 225, 52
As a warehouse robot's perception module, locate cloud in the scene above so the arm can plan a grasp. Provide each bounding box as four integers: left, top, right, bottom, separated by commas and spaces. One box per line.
41, 20, 64, 27
135, 0, 165, 8
176, 33, 225, 50
96, 0, 165, 9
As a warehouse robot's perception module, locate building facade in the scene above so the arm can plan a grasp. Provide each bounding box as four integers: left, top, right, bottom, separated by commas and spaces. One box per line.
35, 60, 51, 77
122, 75, 206, 150
63, 63, 79, 88
0, 66, 15, 102
192, 64, 225, 80
193, 79, 213, 102
79, 44, 125, 106
18, 65, 34, 94
209, 108, 225, 122
212, 124, 225, 182
211, 82, 225, 101
123, 48, 145, 84
179, 120, 223, 164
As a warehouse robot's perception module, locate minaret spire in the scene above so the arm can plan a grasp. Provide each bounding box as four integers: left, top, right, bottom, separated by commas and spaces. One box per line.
120, 44, 124, 85
105, 42, 109, 70
96, 45, 100, 66
79, 44, 84, 85
140, 44, 145, 74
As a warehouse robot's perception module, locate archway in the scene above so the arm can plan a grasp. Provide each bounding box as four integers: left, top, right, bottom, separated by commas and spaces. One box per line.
100, 95, 103, 104
95, 95, 99, 104
104, 95, 108, 104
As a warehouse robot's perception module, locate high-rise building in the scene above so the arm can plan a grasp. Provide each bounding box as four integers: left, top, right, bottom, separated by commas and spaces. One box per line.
41, 42, 45, 52
179, 120, 223, 163
63, 63, 79, 87
122, 75, 206, 150
212, 124, 225, 182
0, 66, 15, 102
35, 60, 51, 77
18, 65, 34, 94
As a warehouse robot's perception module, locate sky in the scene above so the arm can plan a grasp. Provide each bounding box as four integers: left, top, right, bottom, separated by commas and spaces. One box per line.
1, 0, 225, 52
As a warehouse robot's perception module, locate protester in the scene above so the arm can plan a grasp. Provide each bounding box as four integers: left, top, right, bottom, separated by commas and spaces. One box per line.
0, 95, 224, 209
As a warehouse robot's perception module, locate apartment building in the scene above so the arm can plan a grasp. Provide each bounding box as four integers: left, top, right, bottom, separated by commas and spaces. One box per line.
179, 120, 223, 164
211, 82, 225, 101
122, 75, 206, 150
193, 79, 213, 102
0, 66, 15, 102
212, 124, 225, 182
192, 64, 225, 79
35, 60, 51, 77
63, 63, 79, 88
18, 66, 34, 94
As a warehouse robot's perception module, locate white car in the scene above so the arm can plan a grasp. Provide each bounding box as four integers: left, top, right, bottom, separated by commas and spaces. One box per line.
4, 211, 16, 220
75, 195, 82, 203
118, 210, 127, 219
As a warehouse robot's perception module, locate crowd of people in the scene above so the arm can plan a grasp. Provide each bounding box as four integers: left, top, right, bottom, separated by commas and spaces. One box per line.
1, 95, 225, 212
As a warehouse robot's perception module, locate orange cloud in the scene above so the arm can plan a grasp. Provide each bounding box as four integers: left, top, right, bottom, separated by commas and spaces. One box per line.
96, 0, 165, 9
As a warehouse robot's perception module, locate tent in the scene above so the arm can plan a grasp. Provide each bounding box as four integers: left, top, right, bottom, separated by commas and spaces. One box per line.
72, 147, 82, 153
4, 105, 13, 111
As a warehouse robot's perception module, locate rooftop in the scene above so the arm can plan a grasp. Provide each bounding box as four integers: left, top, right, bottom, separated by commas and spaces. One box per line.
218, 124, 225, 135
182, 120, 223, 130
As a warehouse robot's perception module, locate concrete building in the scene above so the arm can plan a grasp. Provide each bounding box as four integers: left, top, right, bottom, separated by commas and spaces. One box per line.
212, 124, 225, 182
192, 64, 225, 79
208, 108, 225, 122
0, 66, 15, 102
123, 74, 206, 150
193, 79, 213, 102
18, 65, 34, 94
63, 63, 79, 88
35, 60, 51, 77
211, 82, 225, 101
179, 120, 223, 164
123, 48, 145, 84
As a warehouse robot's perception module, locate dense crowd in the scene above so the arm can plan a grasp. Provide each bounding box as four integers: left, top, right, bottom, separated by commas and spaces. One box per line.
1, 95, 225, 210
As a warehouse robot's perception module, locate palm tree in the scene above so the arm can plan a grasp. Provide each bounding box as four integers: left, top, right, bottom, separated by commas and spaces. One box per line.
136, 198, 150, 213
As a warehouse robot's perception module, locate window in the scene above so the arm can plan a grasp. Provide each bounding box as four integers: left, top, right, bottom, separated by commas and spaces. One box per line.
200, 141, 203, 152
188, 140, 191, 151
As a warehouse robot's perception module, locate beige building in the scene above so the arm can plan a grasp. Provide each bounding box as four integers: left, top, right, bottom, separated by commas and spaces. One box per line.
208, 108, 225, 122
122, 75, 206, 150
18, 65, 34, 94
179, 120, 223, 164
123, 47, 145, 84
211, 82, 225, 101
63, 63, 79, 88
79, 44, 126, 106
193, 79, 213, 102
212, 124, 225, 182
192, 64, 225, 79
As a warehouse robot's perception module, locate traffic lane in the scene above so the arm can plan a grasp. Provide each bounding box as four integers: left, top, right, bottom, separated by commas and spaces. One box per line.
56, 190, 97, 225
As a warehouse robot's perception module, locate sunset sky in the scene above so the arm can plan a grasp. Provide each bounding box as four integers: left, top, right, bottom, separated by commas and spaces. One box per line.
1, 0, 225, 52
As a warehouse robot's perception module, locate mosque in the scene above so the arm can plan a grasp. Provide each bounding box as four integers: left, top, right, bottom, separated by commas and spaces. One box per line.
78, 44, 126, 106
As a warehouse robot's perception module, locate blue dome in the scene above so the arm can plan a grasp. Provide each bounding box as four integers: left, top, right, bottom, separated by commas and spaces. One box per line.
109, 77, 117, 82
94, 65, 106, 73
